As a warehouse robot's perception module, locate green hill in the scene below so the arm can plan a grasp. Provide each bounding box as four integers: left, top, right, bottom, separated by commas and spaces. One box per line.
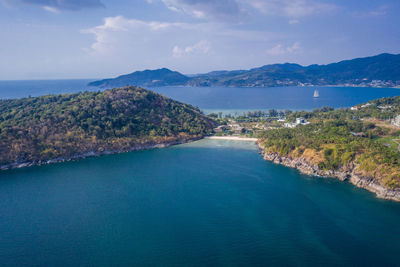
88, 68, 190, 88
0, 86, 215, 169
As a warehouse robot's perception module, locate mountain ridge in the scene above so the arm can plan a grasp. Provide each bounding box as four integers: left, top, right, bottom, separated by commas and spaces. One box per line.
89, 53, 400, 88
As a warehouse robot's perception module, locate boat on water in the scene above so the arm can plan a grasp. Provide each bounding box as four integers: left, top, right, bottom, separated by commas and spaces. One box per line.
313, 89, 319, 98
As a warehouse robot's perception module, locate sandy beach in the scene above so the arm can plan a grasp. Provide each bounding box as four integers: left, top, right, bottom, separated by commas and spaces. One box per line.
205, 136, 258, 141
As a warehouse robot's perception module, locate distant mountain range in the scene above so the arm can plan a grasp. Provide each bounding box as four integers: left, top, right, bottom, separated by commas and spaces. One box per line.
89, 53, 400, 88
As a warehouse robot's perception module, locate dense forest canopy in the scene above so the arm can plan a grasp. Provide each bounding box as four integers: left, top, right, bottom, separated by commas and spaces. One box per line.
0, 86, 215, 167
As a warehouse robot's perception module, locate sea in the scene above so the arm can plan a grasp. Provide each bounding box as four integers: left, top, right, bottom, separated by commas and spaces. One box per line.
1, 80, 400, 266
1, 79, 400, 113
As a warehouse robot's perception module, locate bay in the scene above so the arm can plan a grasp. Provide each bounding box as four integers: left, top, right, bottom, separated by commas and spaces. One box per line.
0, 139, 399, 266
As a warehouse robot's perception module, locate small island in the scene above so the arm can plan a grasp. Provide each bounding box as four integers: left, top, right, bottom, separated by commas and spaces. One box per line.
0, 86, 216, 170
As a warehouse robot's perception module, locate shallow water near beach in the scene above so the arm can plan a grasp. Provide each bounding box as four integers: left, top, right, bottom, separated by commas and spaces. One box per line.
1, 139, 399, 266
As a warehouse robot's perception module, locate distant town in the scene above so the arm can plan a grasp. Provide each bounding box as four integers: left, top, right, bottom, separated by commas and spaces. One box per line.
298, 79, 400, 89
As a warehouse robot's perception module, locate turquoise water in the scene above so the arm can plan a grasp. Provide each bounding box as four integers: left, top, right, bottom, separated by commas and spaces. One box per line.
1, 139, 399, 266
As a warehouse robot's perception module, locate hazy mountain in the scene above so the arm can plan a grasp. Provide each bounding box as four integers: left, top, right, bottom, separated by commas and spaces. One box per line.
89, 68, 190, 88
90, 53, 400, 88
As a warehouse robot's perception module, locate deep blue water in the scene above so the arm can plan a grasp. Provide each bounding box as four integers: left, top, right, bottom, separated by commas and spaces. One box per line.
151, 85, 400, 112
0, 140, 399, 266
1, 80, 400, 112
0, 79, 98, 99
1, 80, 400, 266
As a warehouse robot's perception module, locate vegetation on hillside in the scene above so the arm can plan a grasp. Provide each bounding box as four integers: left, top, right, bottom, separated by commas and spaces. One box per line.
259, 96, 400, 189
286, 97, 400, 122
0, 86, 215, 166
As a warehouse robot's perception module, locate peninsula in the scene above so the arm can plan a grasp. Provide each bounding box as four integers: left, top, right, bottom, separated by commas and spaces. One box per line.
0, 86, 216, 170
211, 97, 400, 201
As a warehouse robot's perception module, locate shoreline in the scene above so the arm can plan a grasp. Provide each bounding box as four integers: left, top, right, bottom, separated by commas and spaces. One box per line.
258, 143, 400, 202
205, 136, 258, 141
1, 136, 256, 171
0, 137, 202, 171
3, 134, 399, 202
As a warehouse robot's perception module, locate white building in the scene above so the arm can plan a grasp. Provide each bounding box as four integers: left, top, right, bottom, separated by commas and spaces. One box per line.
378, 105, 393, 110
296, 117, 310, 125
284, 118, 310, 128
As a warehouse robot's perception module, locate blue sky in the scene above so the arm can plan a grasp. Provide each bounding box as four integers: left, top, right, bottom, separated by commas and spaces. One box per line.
0, 0, 399, 79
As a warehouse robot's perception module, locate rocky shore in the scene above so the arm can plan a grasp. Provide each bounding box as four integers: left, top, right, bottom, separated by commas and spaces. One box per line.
0, 137, 201, 171
259, 143, 400, 202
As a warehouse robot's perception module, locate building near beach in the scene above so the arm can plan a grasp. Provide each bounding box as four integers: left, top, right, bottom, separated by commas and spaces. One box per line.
284, 118, 310, 128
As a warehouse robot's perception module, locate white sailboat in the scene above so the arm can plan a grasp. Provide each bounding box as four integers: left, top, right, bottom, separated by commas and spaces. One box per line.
313, 89, 319, 98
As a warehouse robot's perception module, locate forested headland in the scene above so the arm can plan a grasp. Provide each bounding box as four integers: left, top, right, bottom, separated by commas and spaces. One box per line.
258, 96, 400, 200
0, 86, 216, 169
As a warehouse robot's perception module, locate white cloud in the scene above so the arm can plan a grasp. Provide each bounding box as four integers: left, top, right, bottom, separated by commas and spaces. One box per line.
81, 16, 190, 54
161, 0, 242, 20
267, 42, 301, 55
173, 40, 211, 57
157, 0, 336, 20
247, 0, 336, 18
82, 15, 276, 55
81, 15, 302, 74
43, 5, 59, 13
289, 19, 300, 25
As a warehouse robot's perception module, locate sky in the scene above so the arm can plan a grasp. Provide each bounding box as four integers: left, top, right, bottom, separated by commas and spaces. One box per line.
0, 0, 399, 80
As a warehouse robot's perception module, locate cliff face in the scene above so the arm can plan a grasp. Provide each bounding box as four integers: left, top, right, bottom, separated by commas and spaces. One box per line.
260, 145, 400, 202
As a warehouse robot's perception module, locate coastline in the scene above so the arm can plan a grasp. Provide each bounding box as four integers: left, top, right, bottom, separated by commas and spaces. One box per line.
1, 136, 256, 171
3, 133, 399, 202
0, 137, 202, 171
258, 142, 400, 202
